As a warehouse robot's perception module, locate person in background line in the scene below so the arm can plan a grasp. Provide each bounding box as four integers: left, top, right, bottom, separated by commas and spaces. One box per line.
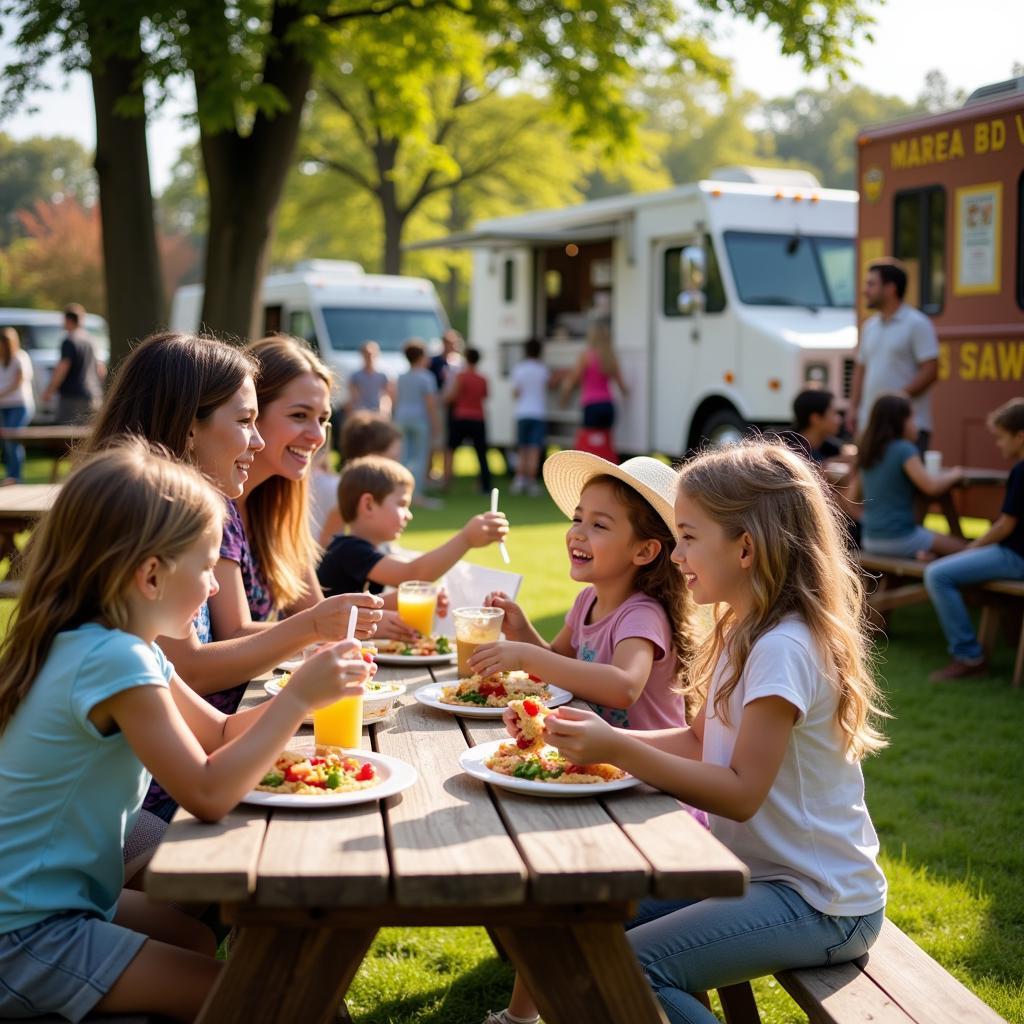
848, 261, 938, 449
561, 319, 628, 433
449, 347, 492, 494
776, 389, 842, 465
924, 398, 1024, 681
511, 338, 550, 496
0, 328, 35, 484
429, 328, 464, 489
346, 340, 394, 417
41, 303, 105, 425
395, 338, 441, 508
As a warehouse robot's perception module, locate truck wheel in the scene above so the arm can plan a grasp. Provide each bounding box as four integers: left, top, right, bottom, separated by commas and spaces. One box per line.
698, 408, 749, 448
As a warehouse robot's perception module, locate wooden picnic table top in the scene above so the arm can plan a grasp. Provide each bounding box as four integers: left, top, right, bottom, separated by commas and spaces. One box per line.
0, 424, 91, 442
146, 660, 748, 1024
0, 483, 62, 520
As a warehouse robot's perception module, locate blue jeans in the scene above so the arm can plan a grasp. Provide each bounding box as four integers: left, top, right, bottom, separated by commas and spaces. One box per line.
0, 405, 31, 481
924, 544, 1024, 660
627, 882, 884, 1024
399, 419, 430, 493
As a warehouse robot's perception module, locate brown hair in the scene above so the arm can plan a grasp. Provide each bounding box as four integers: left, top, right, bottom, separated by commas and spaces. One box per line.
0, 327, 19, 368
0, 440, 224, 733
677, 441, 887, 761
244, 335, 333, 611
856, 392, 913, 471
86, 332, 256, 460
338, 455, 414, 524
988, 397, 1024, 435
582, 474, 697, 684
403, 339, 426, 365
340, 411, 402, 464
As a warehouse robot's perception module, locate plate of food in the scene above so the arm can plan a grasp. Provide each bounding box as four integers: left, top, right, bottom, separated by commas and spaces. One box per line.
371, 635, 457, 665
263, 675, 406, 725
414, 672, 573, 717
273, 658, 303, 674
240, 747, 417, 807
458, 699, 638, 797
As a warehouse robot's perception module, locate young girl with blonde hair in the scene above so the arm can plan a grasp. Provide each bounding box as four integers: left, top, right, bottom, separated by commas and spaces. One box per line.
0, 442, 371, 1022
541, 441, 888, 1024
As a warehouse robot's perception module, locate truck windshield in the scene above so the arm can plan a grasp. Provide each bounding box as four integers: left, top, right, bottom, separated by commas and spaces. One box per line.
723, 232, 854, 309
321, 307, 445, 352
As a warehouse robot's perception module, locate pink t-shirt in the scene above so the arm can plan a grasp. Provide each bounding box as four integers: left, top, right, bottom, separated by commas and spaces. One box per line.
580, 350, 614, 406
565, 588, 686, 730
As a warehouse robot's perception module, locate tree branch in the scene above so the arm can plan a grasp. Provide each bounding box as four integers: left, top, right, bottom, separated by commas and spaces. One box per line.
306, 154, 377, 193
320, 0, 455, 26
321, 82, 372, 149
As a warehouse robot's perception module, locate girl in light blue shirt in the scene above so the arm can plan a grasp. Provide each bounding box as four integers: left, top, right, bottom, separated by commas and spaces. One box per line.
0, 441, 372, 1023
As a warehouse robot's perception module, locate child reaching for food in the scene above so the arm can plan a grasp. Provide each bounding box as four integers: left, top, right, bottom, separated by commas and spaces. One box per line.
474, 451, 698, 1024
0, 441, 373, 1023
535, 442, 888, 1024
468, 452, 696, 732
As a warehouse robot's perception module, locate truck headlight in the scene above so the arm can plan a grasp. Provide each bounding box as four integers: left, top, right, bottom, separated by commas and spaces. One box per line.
804, 363, 828, 385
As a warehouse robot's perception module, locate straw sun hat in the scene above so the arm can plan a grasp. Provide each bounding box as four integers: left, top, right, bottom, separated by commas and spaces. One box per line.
542, 451, 680, 538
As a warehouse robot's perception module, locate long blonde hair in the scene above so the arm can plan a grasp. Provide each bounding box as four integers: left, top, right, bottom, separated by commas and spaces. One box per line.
244, 335, 332, 611
0, 440, 224, 733
678, 441, 887, 761
587, 320, 618, 377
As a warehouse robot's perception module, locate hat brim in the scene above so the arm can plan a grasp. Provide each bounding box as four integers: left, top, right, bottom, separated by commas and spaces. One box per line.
542, 451, 679, 538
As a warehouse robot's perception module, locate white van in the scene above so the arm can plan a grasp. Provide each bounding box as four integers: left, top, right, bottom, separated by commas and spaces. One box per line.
170, 260, 449, 404
413, 168, 857, 455
0, 308, 110, 423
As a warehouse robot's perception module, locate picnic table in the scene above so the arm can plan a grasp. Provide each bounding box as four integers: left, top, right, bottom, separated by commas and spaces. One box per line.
146, 661, 748, 1024
0, 424, 90, 481
0, 483, 61, 565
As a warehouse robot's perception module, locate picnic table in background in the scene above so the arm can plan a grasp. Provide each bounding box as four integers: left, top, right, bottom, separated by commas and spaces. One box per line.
0, 482, 60, 571
146, 661, 748, 1024
0, 424, 90, 481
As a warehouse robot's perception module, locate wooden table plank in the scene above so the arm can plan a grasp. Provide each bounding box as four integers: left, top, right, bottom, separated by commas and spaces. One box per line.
145, 806, 268, 903
374, 692, 528, 907
602, 788, 749, 900
459, 713, 651, 904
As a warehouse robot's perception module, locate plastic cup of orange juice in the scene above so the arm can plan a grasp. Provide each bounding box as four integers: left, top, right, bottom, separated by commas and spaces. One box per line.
313, 695, 363, 749
453, 606, 505, 676
397, 581, 438, 636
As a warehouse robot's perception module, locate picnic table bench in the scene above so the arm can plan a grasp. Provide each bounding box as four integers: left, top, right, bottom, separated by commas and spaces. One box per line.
0, 424, 90, 481
858, 552, 1024, 686
146, 661, 749, 1024
0, 482, 61, 571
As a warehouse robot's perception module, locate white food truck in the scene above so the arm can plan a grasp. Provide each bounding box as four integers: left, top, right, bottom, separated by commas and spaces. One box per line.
414, 168, 857, 455
170, 260, 449, 404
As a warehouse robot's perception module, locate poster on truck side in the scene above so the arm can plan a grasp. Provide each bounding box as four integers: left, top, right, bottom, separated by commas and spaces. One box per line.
954, 181, 1002, 295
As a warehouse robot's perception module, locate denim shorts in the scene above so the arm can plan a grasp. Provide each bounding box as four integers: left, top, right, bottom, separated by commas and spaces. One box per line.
862, 525, 935, 558
0, 911, 146, 1021
517, 417, 546, 448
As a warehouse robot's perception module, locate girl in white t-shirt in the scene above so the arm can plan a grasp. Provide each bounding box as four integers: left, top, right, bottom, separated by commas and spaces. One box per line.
543, 440, 888, 1024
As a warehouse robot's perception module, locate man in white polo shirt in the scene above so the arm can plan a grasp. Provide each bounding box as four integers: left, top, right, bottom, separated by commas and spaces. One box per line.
848, 260, 939, 449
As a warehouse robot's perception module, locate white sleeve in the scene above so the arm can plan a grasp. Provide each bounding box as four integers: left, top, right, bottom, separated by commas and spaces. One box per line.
741, 631, 818, 723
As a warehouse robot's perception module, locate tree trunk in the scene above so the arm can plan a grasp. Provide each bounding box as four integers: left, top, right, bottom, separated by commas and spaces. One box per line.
375, 138, 403, 275
88, 19, 163, 368
197, 3, 314, 340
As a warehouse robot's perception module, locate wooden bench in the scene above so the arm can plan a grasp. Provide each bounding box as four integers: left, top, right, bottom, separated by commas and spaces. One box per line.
858, 553, 1024, 687
718, 918, 1007, 1023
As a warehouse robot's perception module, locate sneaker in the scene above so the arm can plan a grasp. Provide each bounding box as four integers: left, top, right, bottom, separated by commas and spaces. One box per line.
929, 658, 988, 682
526, 482, 543, 497
482, 1014, 540, 1024
510, 477, 526, 495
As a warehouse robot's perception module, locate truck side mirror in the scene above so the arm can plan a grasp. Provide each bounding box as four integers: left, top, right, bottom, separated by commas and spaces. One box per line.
676, 246, 706, 315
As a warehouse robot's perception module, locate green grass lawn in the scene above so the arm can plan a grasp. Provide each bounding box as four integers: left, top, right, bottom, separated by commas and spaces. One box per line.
6, 449, 1022, 1022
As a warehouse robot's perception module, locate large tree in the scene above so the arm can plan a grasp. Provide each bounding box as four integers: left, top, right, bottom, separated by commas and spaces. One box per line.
2, 0, 875, 358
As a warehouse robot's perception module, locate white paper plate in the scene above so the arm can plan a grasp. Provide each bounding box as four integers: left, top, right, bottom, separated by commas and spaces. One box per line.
273, 658, 303, 674
459, 740, 639, 798
413, 681, 573, 718
262, 677, 405, 726
239, 750, 417, 808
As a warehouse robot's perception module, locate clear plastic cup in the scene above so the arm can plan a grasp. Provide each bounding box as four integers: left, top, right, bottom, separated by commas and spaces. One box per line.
924, 450, 943, 474
453, 606, 505, 676
397, 581, 438, 635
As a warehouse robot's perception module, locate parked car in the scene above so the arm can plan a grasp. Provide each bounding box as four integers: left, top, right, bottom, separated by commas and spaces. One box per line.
0, 308, 110, 423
